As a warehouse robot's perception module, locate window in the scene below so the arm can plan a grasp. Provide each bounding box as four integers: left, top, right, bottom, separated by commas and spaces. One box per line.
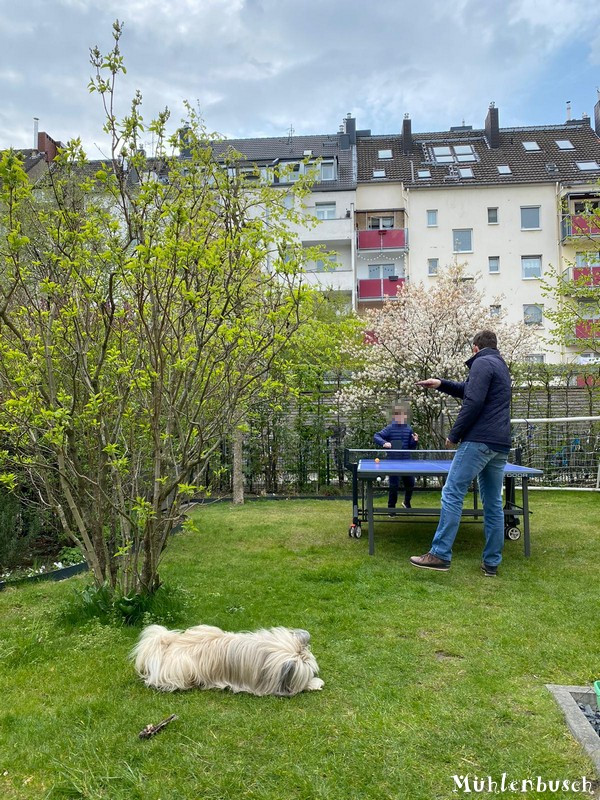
576, 161, 600, 171
431, 144, 476, 163
578, 352, 600, 364
320, 161, 335, 181
497, 165, 512, 174
525, 354, 545, 363
368, 263, 396, 279
521, 256, 542, 279
555, 140, 574, 150
573, 199, 600, 213
454, 144, 476, 162
487, 207, 498, 224
490, 304, 501, 317
578, 299, 598, 320
259, 166, 273, 183
426, 209, 438, 227
523, 141, 540, 151
378, 149, 392, 159
373, 169, 386, 178
523, 304, 543, 325
312, 253, 338, 272
239, 166, 261, 182
458, 167, 474, 178
452, 229, 472, 252
488, 256, 500, 273
427, 258, 439, 276
521, 206, 541, 229
315, 202, 336, 220
282, 194, 294, 210
368, 215, 394, 230
277, 162, 302, 183
575, 251, 600, 268
418, 169, 431, 178
432, 146, 453, 163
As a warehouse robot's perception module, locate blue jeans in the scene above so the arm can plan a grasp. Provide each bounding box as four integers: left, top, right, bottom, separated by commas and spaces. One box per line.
429, 441, 508, 566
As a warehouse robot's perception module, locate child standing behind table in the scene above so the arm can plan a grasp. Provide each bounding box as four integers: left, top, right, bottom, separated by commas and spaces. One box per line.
373, 403, 419, 510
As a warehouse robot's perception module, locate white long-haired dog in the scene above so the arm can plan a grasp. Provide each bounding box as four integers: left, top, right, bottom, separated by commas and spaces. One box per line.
131, 624, 324, 697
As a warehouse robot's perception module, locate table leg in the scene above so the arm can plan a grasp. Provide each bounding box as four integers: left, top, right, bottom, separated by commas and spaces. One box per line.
351, 464, 359, 525
366, 479, 375, 556
522, 477, 531, 557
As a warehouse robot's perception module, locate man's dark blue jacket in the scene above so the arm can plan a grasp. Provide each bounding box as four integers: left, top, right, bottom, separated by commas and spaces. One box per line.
438, 347, 511, 451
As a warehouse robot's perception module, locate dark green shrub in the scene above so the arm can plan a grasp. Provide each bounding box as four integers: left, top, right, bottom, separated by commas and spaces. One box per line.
62, 581, 192, 627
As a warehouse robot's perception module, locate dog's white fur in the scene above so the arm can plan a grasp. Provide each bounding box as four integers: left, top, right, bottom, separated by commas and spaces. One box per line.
131, 624, 324, 697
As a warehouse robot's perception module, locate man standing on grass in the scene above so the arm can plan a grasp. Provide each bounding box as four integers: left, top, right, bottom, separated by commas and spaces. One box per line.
410, 330, 511, 577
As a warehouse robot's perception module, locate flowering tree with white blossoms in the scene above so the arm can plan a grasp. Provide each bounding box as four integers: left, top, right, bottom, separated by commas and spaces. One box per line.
339, 262, 539, 446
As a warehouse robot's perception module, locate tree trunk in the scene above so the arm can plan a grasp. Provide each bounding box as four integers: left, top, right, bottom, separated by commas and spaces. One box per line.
232, 428, 244, 505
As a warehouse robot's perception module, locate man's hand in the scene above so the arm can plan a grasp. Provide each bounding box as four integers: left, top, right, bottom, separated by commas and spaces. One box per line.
412, 433, 419, 442
445, 438, 456, 449
383, 442, 392, 449
416, 378, 441, 390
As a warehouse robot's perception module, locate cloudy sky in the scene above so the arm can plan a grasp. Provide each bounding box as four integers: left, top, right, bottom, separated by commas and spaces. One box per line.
1, 0, 599, 157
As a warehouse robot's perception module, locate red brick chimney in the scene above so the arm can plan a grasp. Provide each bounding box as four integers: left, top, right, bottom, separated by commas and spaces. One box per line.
37, 131, 59, 162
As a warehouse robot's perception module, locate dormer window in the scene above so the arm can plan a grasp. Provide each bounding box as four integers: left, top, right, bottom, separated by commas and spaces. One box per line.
458, 167, 474, 178
373, 169, 386, 178
418, 169, 431, 178
320, 161, 335, 181
497, 165, 512, 174
278, 162, 301, 183
378, 149, 392, 159
576, 161, 600, 171
555, 140, 574, 149
523, 141, 541, 151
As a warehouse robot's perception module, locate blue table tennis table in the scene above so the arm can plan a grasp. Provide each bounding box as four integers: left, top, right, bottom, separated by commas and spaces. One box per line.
344, 449, 543, 556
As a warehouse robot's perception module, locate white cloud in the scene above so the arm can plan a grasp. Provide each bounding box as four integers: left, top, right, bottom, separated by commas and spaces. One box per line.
0, 0, 599, 152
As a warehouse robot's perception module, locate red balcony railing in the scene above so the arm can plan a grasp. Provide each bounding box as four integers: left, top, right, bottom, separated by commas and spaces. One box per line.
561, 214, 600, 240
575, 320, 600, 339
357, 228, 408, 250
358, 277, 405, 300
573, 266, 600, 286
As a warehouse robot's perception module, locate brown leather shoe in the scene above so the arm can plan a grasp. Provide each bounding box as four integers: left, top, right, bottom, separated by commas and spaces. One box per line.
409, 552, 451, 571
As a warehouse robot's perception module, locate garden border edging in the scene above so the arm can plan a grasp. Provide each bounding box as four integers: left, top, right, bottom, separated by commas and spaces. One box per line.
546, 684, 600, 776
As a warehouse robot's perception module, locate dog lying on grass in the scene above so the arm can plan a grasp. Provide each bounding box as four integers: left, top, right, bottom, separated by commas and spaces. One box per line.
132, 624, 324, 697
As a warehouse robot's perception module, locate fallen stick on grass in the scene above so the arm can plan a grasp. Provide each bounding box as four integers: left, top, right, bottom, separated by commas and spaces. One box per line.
138, 714, 178, 739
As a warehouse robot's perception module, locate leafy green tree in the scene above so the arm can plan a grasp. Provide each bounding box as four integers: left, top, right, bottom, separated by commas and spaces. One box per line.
0, 22, 319, 595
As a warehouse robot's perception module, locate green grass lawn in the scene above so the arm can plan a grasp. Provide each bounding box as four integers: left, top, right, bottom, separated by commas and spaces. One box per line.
1, 492, 599, 799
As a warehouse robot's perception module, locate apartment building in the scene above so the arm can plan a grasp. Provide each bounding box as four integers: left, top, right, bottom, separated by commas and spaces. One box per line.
212, 119, 359, 309
356, 102, 600, 362
14, 102, 600, 362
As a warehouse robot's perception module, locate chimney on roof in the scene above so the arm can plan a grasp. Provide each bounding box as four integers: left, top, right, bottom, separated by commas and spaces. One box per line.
566, 100, 572, 121
595, 89, 600, 136
343, 114, 356, 146
485, 102, 500, 148
33, 117, 39, 151
402, 114, 412, 155
37, 131, 59, 162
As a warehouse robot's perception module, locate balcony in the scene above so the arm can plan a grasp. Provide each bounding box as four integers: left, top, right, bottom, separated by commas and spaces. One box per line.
573, 266, 600, 286
358, 277, 405, 301
575, 320, 600, 339
561, 214, 600, 240
357, 228, 409, 251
